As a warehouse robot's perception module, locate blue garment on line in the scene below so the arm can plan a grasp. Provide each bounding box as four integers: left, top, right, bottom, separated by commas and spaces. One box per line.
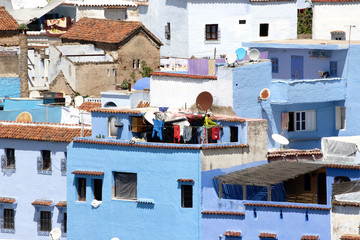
152, 119, 164, 140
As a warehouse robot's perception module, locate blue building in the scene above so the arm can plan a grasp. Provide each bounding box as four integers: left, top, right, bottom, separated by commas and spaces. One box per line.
67, 104, 268, 240
0, 121, 91, 239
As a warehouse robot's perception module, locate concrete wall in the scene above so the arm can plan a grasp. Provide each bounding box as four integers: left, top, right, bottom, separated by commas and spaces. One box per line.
76, 6, 105, 21
313, 3, 360, 40
67, 141, 201, 240
0, 78, 20, 98
332, 205, 360, 240
0, 54, 19, 77
0, 139, 67, 240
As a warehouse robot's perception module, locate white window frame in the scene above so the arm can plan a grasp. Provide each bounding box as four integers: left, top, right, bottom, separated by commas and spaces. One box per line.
335, 106, 346, 130
293, 110, 316, 132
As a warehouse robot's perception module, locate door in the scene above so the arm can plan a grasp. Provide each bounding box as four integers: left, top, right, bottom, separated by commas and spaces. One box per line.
317, 172, 327, 204
291, 55, 304, 80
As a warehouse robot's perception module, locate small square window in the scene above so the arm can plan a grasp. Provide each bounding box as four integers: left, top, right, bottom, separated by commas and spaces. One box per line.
4, 209, 14, 230
137, 59, 141, 69
239, 20, 246, 24
205, 24, 218, 40
132, 59, 136, 69
78, 178, 86, 202
230, 126, 238, 142
114, 172, 137, 200
260, 23, 269, 37
181, 185, 193, 208
40, 211, 51, 232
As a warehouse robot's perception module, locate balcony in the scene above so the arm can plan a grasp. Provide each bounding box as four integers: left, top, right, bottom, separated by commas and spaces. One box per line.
270, 77, 346, 104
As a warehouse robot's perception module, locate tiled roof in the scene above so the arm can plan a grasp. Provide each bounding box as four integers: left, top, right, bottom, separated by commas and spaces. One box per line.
0, 6, 18, 31
151, 72, 218, 80
55, 201, 67, 208
0, 121, 91, 143
302, 235, 319, 240
137, 100, 150, 108
224, 231, 242, 237
326, 164, 360, 170
0, 197, 16, 204
259, 233, 277, 238
78, 101, 101, 111
73, 139, 248, 150
71, 170, 104, 176
60, 18, 162, 45
267, 149, 322, 158
32, 200, 53, 206
201, 211, 245, 216
210, 116, 246, 123
332, 200, 360, 207
331, 30, 346, 33
341, 234, 360, 240
244, 202, 331, 210
91, 108, 141, 114
177, 179, 195, 183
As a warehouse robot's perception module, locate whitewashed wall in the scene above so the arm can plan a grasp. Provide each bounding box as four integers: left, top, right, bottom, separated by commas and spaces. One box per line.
150, 67, 233, 108
76, 6, 105, 21
332, 205, 360, 240
313, 3, 360, 40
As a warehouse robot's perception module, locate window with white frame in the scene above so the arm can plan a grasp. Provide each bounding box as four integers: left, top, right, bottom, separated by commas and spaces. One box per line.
205, 24, 219, 41
335, 106, 346, 130
288, 110, 316, 132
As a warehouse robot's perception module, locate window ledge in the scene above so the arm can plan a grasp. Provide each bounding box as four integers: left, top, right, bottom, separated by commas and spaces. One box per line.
204, 40, 220, 44
111, 198, 137, 202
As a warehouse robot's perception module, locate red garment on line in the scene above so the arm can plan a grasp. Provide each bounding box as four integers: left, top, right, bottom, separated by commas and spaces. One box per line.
212, 127, 220, 140
174, 125, 181, 143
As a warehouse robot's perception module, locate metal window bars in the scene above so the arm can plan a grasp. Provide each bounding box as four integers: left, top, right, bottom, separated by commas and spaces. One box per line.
1, 155, 16, 172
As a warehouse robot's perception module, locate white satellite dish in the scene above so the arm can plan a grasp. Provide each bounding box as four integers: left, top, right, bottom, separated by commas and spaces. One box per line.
226, 52, 238, 65
49, 228, 61, 240
29, 91, 40, 99
65, 95, 72, 106
74, 96, 84, 108
272, 134, 289, 146
248, 49, 260, 61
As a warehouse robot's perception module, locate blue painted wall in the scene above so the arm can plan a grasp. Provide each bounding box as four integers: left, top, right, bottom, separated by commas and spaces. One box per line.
67, 141, 201, 240
0, 78, 20, 99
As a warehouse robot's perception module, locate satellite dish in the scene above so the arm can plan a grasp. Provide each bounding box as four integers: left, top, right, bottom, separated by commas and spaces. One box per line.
74, 96, 84, 108
226, 52, 237, 64
144, 111, 155, 125
29, 91, 40, 99
248, 49, 260, 61
65, 95, 72, 106
272, 134, 289, 146
260, 88, 271, 101
16, 112, 32, 122
235, 48, 247, 61
196, 91, 213, 112
49, 228, 61, 240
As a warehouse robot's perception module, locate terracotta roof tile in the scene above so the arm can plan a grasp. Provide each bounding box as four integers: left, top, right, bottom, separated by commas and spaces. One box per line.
201, 211, 245, 216
151, 72, 217, 80
78, 101, 101, 111
326, 164, 360, 170
224, 231, 242, 237
55, 201, 67, 208
71, 170, 104, 176
259, 233, 277, 238
0, 121, 91, 142
313, 0, 359, 2
332, 200, 360, 207
341, 234, 360, 240
177, 179, 195, 183
210, 116, 246, 123
244, 202, 330, 211
0, 197, 15, 204
91, 108, 141, 114
137, 100, 150, 108
0, 6, 18, 31
60, 18, 162, 45
302, 235, 319, 240
73, 139, 248, 150
32, 200, 53, 206
267, 149, 322, 158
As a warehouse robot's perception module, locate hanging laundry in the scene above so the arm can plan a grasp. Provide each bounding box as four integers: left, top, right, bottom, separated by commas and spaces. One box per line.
200, 126, 208, 144
174, 125, 181, 143
212, 126, 220, 140
204, 115, 218, 127
183, 126, 192, 142
152, 119, 164, 141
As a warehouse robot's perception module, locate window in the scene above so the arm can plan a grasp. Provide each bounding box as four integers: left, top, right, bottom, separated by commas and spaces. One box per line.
107, 68, 110, 77
63, 213, 67, 233
137, 59, 141, 69
165, 22, 171, 40
304, 173, 311, 191
181, 185, 193, 208
42, 150, 51, 170
335, 106, 346, 130
5, 148, 15, 168
108, 116, 118, 137
132, 59, 136, 69
205, 24, 218, 40
230, 126, 238, 142
78, 178, 86, 201
288, 110, 316, 132
239, 20, 246, 24
114, 172, 137, 200
3, 209, 14, 230
334, 176, 350, 183
271, 57, 279, 73
259, 23, 269, 37
93, 179, 102, 201
330, 61, 337, 77
331, 32, 345, 40
40, 211, 51, 232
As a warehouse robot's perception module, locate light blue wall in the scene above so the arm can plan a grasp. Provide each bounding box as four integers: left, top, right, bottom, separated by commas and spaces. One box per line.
67, 141, 201, 240
0, 78, 20, 99
0, 139, 67, 240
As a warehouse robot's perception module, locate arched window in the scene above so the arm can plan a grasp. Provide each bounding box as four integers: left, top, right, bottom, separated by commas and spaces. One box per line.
334, 176, 350, 183
108, 116, 118, 137
104, 102, 117, 107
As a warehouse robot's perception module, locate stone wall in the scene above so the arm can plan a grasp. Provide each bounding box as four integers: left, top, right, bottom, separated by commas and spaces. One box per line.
0, 31, 19, 46
0, 54, 19, 77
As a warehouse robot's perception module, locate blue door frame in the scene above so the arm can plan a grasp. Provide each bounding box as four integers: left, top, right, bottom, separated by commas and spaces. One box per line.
291, 55, 304, 80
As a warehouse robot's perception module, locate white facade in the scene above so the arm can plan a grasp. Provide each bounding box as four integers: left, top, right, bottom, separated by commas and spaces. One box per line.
313, 2, 360, 41
332, 204, 360, 240
139, 0, 297, 58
